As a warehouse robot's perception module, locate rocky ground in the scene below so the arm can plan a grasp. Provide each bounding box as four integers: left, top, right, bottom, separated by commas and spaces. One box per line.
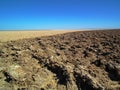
0, 30, 120, 90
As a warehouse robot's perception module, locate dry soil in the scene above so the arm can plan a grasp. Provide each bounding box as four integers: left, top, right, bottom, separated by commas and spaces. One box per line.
0, 30, 120, 90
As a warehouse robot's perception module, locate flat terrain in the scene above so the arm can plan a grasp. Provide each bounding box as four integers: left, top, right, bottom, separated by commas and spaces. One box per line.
0, 30, 76, 42
0, 30, 120, 90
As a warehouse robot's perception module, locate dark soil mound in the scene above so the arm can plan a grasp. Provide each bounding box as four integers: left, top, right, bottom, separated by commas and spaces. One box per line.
0, 30, 120, 90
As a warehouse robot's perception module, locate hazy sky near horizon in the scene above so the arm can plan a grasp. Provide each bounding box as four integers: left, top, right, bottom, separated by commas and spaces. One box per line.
0, 0, 120, 30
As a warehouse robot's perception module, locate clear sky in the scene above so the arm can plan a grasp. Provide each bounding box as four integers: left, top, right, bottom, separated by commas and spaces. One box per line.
0, 0, 120, 30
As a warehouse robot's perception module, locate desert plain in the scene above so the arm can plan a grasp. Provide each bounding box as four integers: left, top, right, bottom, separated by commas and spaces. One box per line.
0, 30, 77, 42
0, 29, 120, 90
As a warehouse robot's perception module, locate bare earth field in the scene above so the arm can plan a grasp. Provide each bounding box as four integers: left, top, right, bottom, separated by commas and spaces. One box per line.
0, 30, 76, 42
0, 30, 120, 90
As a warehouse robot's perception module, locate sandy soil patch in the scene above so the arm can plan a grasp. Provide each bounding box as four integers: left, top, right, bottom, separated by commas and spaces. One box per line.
0, 30, 77, 42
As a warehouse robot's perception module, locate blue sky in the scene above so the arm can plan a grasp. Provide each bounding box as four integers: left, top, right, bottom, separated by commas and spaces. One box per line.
0, 0, 120, 30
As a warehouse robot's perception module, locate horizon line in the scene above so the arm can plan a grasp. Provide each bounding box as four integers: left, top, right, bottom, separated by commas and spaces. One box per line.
0, 28, 120, 31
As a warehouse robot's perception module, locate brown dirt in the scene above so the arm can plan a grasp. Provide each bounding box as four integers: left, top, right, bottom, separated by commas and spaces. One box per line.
0, 30, 120, 90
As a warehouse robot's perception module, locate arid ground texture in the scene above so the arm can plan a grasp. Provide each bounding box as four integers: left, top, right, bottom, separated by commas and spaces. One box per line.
0, 30, 76, 42
0, 30, 120, 90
